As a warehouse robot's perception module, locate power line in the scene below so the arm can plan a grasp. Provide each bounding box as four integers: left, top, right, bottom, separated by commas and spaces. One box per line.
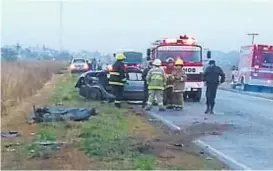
247, 33, 259, 45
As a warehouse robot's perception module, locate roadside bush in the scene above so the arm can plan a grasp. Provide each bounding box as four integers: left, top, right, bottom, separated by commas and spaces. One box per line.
1, 60, 63, 116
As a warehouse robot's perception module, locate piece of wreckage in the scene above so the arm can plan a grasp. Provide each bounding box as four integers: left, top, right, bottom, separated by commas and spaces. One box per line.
32, 105, 97, 123
75, 67, 145, 102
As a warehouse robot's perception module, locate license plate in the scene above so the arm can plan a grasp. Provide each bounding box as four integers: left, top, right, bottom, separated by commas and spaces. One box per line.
192, 88, 198, 91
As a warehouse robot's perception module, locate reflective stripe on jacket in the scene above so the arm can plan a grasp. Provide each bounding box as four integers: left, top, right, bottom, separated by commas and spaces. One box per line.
146, 67, 166, 90
109, 61, 126, 86
172, 68, 187, 92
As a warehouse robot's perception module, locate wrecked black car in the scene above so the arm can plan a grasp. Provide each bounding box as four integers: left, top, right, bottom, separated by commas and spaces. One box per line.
75, 67, 144, 102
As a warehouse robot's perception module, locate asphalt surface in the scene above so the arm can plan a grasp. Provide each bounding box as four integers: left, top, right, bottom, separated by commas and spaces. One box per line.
146, 89, 273, 170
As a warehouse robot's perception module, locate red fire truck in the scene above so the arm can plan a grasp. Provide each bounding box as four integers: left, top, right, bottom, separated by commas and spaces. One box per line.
146, 35, 211, 101
231, 44, 273, 92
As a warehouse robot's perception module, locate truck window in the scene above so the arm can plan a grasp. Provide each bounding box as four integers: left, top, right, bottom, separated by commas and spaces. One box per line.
262, 53, 273, 68
123, 52, 143, 64
156, 46, 201, 62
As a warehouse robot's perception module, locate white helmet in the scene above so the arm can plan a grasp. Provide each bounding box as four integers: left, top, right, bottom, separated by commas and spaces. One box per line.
153, 59, 161, 66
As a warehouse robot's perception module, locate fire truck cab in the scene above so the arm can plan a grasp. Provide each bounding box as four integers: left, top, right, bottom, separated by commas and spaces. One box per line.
146, 35, 211, 102
232, 44, 273, 92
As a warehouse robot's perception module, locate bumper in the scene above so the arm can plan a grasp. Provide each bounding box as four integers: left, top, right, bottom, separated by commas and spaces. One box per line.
184, 82, 204, 92
247, 78, 273, 87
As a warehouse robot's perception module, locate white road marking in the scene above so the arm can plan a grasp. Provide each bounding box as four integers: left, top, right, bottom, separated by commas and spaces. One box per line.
195, 140, 252, 170
214, 112, 225, 115
148, 112, 181, 131
148, 111, 252, 170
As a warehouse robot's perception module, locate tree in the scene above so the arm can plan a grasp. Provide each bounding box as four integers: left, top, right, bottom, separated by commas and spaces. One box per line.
1, 47, 18, 61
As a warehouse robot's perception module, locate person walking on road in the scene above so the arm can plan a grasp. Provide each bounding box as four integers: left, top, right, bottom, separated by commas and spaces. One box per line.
203, 60, 225, 114
145, 59, 166, 111
164, 57, 175, 109
142, 61, 153, 108
109, 53, 127, 108
172, 58, 187, 111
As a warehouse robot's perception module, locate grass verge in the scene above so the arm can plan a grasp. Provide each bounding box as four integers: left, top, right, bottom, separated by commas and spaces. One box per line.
2, 74, 226, 170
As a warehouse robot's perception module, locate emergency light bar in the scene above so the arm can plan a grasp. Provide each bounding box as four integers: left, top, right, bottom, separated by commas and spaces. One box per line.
158, 35, 197, 46
158, 46, 200, 51
162, 38, 177, 44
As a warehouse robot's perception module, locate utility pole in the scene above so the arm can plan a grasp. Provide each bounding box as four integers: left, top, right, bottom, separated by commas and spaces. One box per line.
247, 33, 259, 45
59, 0, 63, 51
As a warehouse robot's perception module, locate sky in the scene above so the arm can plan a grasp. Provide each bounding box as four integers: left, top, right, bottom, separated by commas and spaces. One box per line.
1, 0, 273, 53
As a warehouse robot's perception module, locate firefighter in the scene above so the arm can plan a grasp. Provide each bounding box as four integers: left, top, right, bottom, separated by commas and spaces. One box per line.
203, 60, 225, 114
109, 53, 127, 108
164, 57, 175, 109
145, 59, 166, 111
142, 61, 153, 108
172, 58, 187, 111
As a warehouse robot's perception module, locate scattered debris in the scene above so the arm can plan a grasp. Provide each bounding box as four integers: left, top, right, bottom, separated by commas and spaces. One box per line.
6, 148, 16, 152
206, 157, 213, 160
1, 131, 20, 138
192, 121, 200, 124
34, 141, 68, 146
148, 118, 158, 122
32, 105, 97, 123
173, 143, 184, 147
210, 131, 221, 135
5, 142, 21, 148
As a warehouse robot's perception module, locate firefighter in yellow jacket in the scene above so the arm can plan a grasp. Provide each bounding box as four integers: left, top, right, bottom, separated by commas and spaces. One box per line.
172, 58, 187, 111
164, 57, 175, 109
109, 53, 127, 108
145, 59, 166, 111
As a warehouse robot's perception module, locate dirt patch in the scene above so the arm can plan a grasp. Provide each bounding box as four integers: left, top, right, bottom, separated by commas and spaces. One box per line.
127, 111, 228, 169
152, 123, 228, 169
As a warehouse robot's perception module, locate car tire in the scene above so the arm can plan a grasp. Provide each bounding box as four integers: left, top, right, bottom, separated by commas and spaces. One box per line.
87, 88, 102, 100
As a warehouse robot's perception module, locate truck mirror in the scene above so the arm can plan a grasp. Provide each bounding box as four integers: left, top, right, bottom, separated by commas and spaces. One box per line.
146, 49, 151, 60
113, 53, 116, 58
207, 51, 211, 59
146, 49, 151, 56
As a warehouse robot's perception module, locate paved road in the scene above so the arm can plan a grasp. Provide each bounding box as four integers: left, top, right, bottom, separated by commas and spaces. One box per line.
146, 89, 273, 170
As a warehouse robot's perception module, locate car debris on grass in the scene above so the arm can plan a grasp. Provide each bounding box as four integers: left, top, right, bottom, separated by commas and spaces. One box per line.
31, 105, 97, 123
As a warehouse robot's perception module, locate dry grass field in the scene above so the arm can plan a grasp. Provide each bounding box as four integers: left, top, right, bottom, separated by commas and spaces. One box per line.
1, 60, 63, 116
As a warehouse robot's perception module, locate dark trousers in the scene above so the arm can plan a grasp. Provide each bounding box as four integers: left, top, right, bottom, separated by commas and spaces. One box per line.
112, 85, 124, 106
165, 87, 173, 107
143, 85, 149, 106
206, 83, 218, 108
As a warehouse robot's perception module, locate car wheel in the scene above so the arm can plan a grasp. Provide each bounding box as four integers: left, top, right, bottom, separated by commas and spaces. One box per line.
88, 88, 102, 100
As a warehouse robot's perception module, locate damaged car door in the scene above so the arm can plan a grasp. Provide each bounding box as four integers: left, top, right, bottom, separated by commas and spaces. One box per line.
123, 69, 144, 101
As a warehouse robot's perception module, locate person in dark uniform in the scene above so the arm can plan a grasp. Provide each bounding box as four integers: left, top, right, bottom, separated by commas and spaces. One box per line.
109, 53, 127, 108
203, 60, 225, 114
142, 61, 153, 108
